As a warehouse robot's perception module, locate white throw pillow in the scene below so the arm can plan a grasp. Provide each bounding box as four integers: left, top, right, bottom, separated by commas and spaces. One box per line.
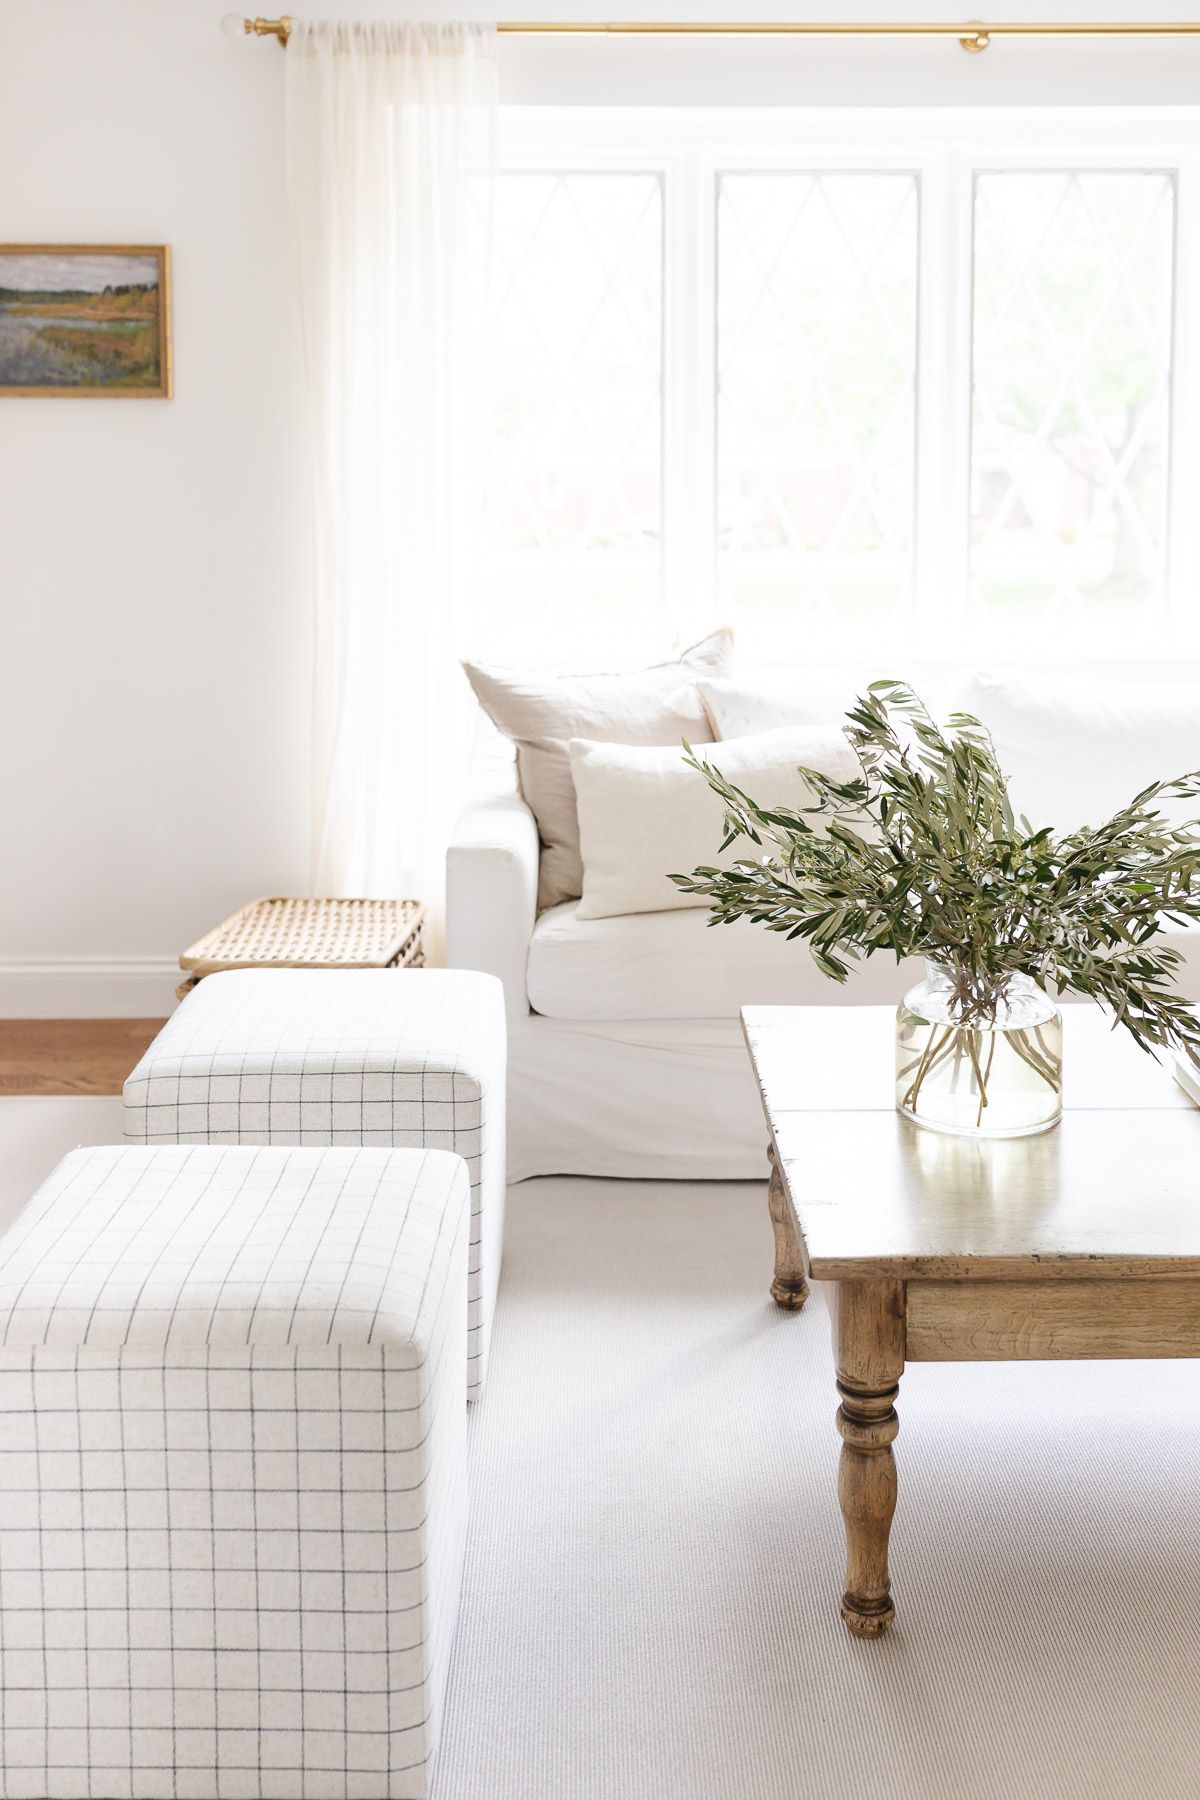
696, 666, 956, 739
961, 670, 1200, 832
569, 726, 860, 921
463, 629, 734, 910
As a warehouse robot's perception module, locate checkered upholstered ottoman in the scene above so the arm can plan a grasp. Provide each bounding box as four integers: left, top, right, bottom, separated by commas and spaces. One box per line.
0, 1143, 468, 1800
123, 968, 506, 1401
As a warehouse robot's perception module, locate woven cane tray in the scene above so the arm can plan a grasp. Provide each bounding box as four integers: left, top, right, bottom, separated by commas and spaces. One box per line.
180, 896, 425, 980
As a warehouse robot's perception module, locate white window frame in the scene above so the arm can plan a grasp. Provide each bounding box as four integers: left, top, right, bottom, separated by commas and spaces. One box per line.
497, 105, 1200, 666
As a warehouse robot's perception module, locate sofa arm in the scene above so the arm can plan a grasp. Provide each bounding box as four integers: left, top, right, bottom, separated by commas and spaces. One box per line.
446, 726, 539, 1019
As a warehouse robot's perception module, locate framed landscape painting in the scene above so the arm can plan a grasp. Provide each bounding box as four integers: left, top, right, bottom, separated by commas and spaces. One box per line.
0, 245, 172, 397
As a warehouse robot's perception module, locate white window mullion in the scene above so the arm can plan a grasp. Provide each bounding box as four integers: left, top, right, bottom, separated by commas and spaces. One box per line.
912, 149, 945, 650
914, 147, 974, 655
1168, 152, 1200, 656
949, 150, 977, 652
663, 148, 718, 649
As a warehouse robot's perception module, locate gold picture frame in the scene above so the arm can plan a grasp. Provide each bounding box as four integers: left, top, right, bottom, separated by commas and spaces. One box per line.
0, 244, 172, 398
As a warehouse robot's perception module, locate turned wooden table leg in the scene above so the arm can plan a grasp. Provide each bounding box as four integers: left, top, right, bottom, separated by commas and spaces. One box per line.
767, 1142, 809, 1311
833, 1278, 905, 1637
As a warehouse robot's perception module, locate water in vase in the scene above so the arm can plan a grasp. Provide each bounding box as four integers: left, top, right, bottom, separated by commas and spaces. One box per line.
895, 967, 1063, 1138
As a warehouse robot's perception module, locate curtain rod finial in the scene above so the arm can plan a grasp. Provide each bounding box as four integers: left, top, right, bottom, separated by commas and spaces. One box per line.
225, 15, 291, 47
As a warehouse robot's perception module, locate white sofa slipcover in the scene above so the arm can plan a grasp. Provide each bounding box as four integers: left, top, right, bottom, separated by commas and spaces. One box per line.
0, 1143, 468, 1800
446, 727, 873, 1179
527, 899, 923, 1022
123, 969, 505, 1400
447, 680, 1200, 1181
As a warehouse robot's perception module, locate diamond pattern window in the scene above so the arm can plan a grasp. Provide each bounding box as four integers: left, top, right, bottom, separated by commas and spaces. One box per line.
717, 173, 919, 646
482, 118, 1199, 666
480, 172, 663, 662
971, 171, 1175, 626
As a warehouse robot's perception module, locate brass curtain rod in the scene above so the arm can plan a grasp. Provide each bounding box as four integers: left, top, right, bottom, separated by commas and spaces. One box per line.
237, 16, 1200, 55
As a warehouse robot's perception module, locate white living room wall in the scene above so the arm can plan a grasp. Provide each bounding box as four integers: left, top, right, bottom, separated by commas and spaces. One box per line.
0, 0, 309, 1016
1, 0, 1198, 1015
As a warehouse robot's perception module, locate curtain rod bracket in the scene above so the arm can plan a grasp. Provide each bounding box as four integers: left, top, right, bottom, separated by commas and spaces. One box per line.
959, 22, 991, 53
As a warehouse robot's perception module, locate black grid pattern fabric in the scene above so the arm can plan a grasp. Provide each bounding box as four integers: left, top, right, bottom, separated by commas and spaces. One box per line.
121, 970, 506, 1401
0, 1145, 468, 1800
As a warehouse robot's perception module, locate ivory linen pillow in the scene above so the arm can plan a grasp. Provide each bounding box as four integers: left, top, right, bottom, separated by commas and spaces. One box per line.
961, 669, 1200, 831
463, 629, 733, 910
696, 672, 865, 739
696, 666, 946, 739
569, 726, 860, 921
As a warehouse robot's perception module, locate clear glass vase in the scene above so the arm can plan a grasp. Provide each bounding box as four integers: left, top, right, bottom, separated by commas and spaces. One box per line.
895, 962, 1063, 1138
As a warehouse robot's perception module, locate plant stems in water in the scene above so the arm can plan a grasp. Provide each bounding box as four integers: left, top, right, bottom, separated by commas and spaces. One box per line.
902, 1019, 1060, 1122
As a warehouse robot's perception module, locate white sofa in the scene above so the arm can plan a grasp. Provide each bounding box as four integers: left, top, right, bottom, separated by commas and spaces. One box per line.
447, 666, 1200, 1181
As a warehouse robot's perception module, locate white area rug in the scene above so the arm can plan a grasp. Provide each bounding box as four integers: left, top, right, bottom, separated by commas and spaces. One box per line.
2, 1104, 1198, 1799
438, 1179, 1200, 1800
0, 1096, 125, 1235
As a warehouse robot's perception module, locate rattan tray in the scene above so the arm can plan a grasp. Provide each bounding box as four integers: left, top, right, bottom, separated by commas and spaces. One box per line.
179, 896, 425, 985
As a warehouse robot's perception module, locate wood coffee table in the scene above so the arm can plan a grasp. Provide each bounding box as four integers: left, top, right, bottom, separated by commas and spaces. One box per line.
743, 1003, 1200, 1639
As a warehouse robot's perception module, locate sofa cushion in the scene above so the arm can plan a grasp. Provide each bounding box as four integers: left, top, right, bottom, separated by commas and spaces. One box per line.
569, 725, 860, 920
527, 901, 1200, 1023
527, 900, 923, 1020
462, 629, 733, 911
696, 666, 959, 739
961, 669, 1200, 832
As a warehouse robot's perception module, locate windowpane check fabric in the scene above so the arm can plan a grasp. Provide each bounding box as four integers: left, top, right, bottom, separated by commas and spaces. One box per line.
0, 1143, 469, 1800
122, 969, 506, 1401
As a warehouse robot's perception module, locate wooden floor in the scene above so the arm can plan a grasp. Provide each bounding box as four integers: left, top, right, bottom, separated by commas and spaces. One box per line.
0, 1020, 166, 1096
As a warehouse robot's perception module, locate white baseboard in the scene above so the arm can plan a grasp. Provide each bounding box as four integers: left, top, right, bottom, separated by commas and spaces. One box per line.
0, 958, 181, 1018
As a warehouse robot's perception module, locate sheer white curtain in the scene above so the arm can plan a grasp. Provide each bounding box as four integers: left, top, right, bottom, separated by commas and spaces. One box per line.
286, 20, 496, 951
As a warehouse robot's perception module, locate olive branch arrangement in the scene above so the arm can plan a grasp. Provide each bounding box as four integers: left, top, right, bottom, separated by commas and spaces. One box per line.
671, 681, 1200, 1103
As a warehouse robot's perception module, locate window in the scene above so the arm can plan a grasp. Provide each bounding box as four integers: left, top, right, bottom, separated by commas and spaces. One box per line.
483, 172, 662, 664
718, 172, 919, 640
970, 170, 1174, 626
478, 111, 1197, 664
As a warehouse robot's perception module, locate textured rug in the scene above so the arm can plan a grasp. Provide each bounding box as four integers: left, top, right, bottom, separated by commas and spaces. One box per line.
437, 1176, 1200, 1800
2, 1106, 1198, 1799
